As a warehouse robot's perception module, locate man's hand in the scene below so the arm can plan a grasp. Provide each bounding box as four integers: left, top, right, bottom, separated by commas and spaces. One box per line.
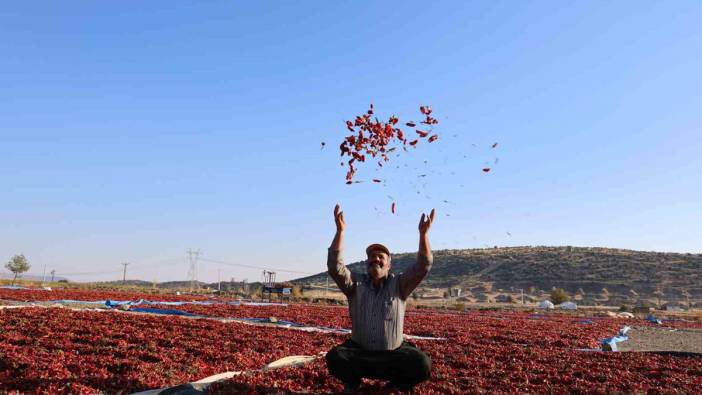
400, 209, 436, 300
418, 208, 435, 235
334, 204, 346, 233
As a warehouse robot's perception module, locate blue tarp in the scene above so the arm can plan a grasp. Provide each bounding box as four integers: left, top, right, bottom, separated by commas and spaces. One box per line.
105, 299, 145, 308
50, 300, 107, 305
129, 307, 197, 316
104, 299, 217, 308
646, 314, 663, 325
0, 285, 31, 290
600, 326, 631, 352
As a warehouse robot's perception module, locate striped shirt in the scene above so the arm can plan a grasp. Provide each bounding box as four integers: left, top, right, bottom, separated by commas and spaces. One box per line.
327, 248, 433, 350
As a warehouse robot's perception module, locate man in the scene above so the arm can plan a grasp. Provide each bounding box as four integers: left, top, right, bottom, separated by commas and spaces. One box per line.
325, 204, 435, 393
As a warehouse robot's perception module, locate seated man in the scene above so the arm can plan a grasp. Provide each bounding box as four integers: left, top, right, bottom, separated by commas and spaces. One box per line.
325, 204, 435, 393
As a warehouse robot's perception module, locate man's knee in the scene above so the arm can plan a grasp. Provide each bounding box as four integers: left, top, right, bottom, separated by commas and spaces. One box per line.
415, 351, 431, 379
326, 345, 351, 372
325, 346, 342, 365
406, 348, 431, 380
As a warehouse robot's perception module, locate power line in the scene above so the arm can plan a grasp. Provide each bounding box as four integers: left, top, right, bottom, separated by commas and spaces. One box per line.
53, 258, 182, 277
121, 262, 130, 283
187, 249, 201, 292
199, 257, 314, 275
56, 269, 124, 276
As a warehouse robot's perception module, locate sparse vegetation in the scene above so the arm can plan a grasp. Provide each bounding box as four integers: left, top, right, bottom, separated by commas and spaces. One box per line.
549, 288, 570, 305
619, 304, 633, 312
293, 246, 702, 307
653, 289, 665, 309
5, 254, 30, 285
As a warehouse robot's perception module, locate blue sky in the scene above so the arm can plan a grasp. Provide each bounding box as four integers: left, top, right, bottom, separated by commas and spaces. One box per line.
1, 1, 701, 283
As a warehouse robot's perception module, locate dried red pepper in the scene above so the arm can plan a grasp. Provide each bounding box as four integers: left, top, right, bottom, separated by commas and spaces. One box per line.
338, 104, 439, 183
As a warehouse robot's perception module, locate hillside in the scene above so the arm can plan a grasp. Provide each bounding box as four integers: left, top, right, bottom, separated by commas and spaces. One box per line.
0, 273, 68, 282
294, 246, 702, 306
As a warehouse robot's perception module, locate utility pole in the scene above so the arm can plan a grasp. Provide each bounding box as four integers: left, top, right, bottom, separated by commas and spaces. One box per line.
50, 270, 55, 282
325, 274, 329, 298
42, 265, 47, 283
262, 270, 276, 301
218, 268, 221, 292
187, 249, 201, 292
121, 262, 130, 283
521, 289, 525, 304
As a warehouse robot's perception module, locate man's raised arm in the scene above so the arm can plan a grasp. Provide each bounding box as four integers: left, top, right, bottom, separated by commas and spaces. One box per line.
327, 204, 355, 297
399, 209, 435, 300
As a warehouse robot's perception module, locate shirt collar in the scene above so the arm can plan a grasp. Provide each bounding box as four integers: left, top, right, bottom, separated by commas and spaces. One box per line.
362, 272, 394, 287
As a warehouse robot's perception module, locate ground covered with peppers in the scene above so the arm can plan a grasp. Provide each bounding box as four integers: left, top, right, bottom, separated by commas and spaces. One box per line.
1, 289, 701, 394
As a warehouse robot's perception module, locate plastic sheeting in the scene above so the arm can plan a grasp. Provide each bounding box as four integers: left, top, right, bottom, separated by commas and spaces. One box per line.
130, 354, 322, 395
600, 326, 631, 352
50, 300, 106, 305
233, 302, 288, 307
536, 300, 554, 309
130, 307, 197, 316
236, 317, 307, 327
43, 298, 285, 307
105, 299, 146, 308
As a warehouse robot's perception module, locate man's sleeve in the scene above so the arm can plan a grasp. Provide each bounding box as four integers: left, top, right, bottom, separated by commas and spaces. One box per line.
327, 248, 355, 297
398, 253, 433, 300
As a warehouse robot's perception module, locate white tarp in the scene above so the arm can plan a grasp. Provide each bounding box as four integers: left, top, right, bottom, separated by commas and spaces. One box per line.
536, 300, 554, 309
558, 302, 577, 310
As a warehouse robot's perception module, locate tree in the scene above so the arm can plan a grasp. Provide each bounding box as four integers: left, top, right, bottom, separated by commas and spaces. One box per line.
681, 289, 691, 309
574, 288, 585, 301
550, 288, 570, 305
5, 254, 30, 285
599, 288, 610, 302
653, 289, 665, 309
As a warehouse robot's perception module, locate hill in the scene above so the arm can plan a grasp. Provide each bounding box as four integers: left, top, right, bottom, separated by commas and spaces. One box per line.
0, 272, 68, 282
294, 246, 702, 306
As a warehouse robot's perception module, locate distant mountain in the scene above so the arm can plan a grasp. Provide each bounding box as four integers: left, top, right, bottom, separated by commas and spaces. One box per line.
293, 246, 702, 305
95, 280, 208, 289
94, 279, 260, 291
0, 272, 68, 282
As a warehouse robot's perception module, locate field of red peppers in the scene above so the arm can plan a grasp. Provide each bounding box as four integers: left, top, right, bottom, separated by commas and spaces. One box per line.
1, 288, 701, 394
0, 287, 212, 303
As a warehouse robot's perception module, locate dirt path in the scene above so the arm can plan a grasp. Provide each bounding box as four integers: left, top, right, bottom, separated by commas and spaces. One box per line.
618, 326, 702, 354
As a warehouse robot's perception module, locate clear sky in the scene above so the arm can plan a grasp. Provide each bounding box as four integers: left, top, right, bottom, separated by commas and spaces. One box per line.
1, 1, 701, 283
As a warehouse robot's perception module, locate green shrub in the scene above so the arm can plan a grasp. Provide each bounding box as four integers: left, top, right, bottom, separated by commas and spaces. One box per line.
619, 304, 633, 312
550, 288, 570, 305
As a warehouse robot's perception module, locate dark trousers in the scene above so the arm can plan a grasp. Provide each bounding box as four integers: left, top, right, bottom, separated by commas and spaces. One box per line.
325, 339, 431, 389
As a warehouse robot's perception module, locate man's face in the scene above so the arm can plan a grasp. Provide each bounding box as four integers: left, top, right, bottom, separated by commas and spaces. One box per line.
366, 250, 391, 281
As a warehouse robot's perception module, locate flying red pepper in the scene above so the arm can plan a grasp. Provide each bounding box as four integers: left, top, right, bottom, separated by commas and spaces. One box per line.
338, 104, 439, 183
